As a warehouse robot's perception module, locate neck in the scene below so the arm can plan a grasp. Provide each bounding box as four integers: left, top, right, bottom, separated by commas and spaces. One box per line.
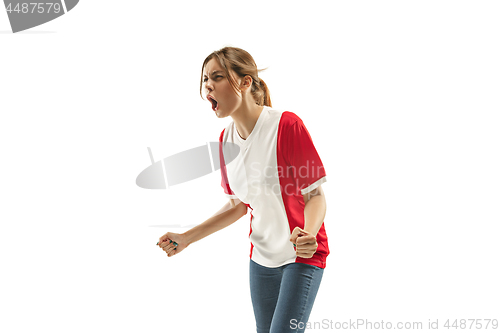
231, 101, 265, 140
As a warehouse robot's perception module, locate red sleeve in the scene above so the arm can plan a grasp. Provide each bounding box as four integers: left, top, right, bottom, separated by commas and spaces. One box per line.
284, 118, 327, 195
219, 129, 238, 198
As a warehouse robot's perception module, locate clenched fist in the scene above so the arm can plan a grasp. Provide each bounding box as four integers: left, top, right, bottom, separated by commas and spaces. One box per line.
289, 227, 318, 259
157, 232, 187, 257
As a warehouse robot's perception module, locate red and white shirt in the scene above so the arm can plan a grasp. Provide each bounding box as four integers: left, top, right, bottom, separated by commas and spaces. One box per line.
218, 106, 329, 269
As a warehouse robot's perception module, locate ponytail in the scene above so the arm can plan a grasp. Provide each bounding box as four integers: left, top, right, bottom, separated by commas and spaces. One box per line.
257, 78, 272, 107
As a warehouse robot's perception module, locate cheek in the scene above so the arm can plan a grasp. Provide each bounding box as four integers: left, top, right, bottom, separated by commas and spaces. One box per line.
224, 82, 241, 99
221, 83, 235, 99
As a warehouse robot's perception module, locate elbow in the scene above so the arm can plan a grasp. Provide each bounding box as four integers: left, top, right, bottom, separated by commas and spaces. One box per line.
233, 202, 247, 217
239, 203, 248, 217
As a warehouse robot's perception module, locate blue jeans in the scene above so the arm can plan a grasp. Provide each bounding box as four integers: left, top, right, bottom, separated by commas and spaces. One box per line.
249, 259, 324, 333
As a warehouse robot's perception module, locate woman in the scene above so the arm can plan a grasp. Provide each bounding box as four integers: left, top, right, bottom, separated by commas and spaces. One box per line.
157, 46, 329, 333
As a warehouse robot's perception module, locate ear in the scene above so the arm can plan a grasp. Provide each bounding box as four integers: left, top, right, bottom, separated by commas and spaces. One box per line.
240, 75, 253, 90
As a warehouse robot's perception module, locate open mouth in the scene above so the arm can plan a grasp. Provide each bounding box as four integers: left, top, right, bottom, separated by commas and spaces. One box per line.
208, 96, 219, 111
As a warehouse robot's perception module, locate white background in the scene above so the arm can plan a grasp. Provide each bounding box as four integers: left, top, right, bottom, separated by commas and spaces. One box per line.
1, 1, 499, 332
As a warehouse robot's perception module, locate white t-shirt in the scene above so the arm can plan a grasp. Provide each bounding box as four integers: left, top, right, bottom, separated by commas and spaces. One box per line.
218, 105, 329, 268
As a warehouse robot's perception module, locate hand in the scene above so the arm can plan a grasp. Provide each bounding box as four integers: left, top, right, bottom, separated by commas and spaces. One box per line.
157, 232, 187, 257
289, 227, 318, 259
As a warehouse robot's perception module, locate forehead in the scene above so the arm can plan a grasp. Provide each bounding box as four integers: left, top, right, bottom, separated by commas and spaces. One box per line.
203, 58, 224, 76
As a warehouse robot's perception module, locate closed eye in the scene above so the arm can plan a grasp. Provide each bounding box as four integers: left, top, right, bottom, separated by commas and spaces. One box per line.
203, 75, 223, 82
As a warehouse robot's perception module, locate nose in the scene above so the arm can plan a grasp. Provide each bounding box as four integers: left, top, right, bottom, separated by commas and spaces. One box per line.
205, 81, 213, 93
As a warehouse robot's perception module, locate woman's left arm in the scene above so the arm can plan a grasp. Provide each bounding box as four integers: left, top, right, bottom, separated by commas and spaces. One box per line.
302, 185, 326, 236
289, 185, 326, 258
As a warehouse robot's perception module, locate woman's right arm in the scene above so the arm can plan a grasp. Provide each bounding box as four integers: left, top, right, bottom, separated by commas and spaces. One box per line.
158, 199, 247, 256
184, 198, 247, 245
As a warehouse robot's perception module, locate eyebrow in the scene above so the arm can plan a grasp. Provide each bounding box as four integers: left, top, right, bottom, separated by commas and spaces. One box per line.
203, 70, 223, 77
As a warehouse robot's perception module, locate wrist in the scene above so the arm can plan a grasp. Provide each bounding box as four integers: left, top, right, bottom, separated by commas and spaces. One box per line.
303, 227, 318, 237
181, 230, 193, 246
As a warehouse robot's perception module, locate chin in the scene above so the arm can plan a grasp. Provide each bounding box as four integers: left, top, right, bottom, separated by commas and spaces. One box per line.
214, 109, 225, 117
